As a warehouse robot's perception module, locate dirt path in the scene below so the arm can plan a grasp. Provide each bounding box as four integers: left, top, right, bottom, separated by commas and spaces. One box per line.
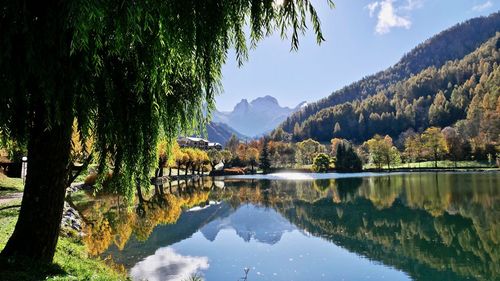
0, 192, 23, 205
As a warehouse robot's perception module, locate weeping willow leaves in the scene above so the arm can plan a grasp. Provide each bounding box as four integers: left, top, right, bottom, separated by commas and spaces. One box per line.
0, 1, 331, 201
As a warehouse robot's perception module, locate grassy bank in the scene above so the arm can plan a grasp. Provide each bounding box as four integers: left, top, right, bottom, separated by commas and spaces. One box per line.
248, 161, 497, 174
0, 175, 23, 197
0, 178, 127, 281
363, 160, 497, 170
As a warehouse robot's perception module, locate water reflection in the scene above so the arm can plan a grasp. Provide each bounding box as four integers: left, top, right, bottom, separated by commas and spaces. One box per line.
78, 172, 500, 281
130, 247, 209, 281
200, 204, 296, 244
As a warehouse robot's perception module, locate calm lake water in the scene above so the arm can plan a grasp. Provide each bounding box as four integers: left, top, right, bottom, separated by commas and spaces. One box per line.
80, 172, 500, 281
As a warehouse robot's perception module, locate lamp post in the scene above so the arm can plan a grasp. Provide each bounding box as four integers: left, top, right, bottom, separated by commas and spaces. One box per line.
21, 156, 28, 184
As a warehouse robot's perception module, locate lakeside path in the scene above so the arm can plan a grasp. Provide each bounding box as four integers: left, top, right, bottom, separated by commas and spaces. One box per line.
0, 192, 22, 205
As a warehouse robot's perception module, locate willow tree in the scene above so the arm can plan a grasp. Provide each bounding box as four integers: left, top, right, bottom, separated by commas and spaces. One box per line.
0, 0, 331, 262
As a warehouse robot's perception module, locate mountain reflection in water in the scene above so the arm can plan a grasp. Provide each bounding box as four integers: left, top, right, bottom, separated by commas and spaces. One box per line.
78, 172, 500, 281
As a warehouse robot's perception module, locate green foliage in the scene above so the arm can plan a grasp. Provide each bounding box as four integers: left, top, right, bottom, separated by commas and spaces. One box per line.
0, 175, 24, 197
335, 142, 362, 172
0, 0, 329, 201
364, 135, 401, 170
259, 140, 271, 174
207, 149, 222, 169
312, 153, 331, 173
296, 139, 325, 165
280, 17, 500, 154
422, 127, 449, 167
268, 141, 296, 168
0, 139, 27, 163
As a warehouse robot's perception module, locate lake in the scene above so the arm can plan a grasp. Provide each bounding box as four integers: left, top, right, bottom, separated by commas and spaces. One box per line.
80, 172, 500, 281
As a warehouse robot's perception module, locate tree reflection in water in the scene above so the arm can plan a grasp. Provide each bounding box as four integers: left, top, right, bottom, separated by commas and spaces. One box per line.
77, 173, 499, 281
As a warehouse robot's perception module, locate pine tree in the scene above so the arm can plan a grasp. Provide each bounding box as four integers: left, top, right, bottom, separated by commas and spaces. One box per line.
259, 139, 272, 174
335, 143, 362, 172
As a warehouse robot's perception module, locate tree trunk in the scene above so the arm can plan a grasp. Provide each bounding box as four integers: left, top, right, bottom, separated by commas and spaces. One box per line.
136, 181, 145, 205
1, 109, 72, 263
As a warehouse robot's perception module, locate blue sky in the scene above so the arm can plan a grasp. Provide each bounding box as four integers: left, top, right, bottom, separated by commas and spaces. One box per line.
215, 0, 499, 111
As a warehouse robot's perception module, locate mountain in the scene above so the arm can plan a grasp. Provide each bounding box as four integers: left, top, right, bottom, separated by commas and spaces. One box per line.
280, 12, 500, 138
213, 95, 306, 137
277, 12, 500, 144
206, 122, 248, 145
200, 204, 296, 244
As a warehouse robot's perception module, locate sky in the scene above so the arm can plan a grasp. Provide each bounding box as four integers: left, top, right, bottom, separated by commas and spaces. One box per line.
215, 0, 499, 111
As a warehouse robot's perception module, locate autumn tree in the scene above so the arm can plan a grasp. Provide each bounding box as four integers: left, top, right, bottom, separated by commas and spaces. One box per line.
441, 127, 465, 166
246, 147, 260, 174
422, 127, 449, 167
333, 122, 342, 137
293, 123, 302, 141
194, 150, 209, 175
404, 134, 424, 165
182, 148, 197, 175
364, 135, 400, 170
174, 147, 188, 176
226, 134, 240, 155
156, 138, 175, 178
296, 139, 325, 165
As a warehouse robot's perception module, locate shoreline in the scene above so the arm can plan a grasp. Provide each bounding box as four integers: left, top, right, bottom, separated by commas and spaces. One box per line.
223, 169, 499, 181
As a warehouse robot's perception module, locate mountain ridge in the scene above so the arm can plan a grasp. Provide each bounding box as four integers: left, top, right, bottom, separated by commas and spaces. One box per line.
280, 12, 500, 135
206, 122, 249, 145
282, 32, 500, 144
213, 95, 306, 137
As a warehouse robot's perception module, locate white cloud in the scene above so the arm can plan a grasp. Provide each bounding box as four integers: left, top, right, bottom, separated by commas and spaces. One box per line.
402, 0, 424, 11
130, 247, 209, 281
366, 0, 416, 34
472, 1, 493, 12
367, 2, 380, 17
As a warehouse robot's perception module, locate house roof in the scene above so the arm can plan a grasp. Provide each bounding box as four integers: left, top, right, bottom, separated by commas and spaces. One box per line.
178, 136, 209, 143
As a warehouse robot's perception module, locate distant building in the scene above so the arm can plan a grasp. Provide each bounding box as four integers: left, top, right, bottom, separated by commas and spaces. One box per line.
177, 137, 222, 150
208, 142, 223, 150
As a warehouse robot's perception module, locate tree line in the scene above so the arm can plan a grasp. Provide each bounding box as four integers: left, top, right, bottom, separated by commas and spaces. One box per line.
272, 33, 500, 163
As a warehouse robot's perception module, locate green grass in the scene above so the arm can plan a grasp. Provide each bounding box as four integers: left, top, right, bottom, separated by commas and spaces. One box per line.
363, 160, 496, 170
0, 200, 128, 281
0, 175, 24, 197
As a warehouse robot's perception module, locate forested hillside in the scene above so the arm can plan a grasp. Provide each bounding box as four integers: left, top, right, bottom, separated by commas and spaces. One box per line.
206, 122, 248, 145
280, 12, 500, 139
286, 33, 499, 146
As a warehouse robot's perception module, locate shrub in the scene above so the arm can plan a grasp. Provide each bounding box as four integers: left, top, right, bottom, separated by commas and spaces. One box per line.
312, 153, 331, 173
